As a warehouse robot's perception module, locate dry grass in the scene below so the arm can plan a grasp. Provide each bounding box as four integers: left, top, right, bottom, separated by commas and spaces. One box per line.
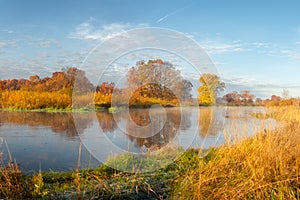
172, 106, 300, 199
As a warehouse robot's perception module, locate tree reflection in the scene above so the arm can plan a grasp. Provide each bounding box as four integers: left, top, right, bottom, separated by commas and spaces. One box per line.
198, 107, 223, 137
126, 108, 191, 148
95, 108, 192, 148
0, 111, 92, 138
96, 112, 117, 133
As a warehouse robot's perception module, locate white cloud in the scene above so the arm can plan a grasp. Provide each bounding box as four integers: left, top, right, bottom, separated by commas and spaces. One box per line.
0, 37, 55, 50
184, 32, 195, 39
0, 29, 15, 34
213, 61, 227, 66
195, 38, 282, 56
280, 50, 300, 60
0, 41, 7, 48
0, 39, 19, 49
38, 40, 53, 48
222, 76, 300, 98
200, 42, 243, 54
69, 18, 146, 41
24, 37, 57, 48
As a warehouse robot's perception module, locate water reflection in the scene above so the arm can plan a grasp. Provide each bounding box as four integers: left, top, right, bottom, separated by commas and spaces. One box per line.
94, 108, 192, 149
0, 111, 99, 172
96, 112, 117, 133
0, 107, 276, 172
125, 108, 191, 148
0, 111, 93, 138
198, 107, 223, 137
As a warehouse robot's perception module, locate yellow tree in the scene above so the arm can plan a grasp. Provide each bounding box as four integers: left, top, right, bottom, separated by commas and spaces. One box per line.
198, 73, 225, 105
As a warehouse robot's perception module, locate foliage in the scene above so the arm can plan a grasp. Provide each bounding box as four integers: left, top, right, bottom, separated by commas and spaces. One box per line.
94, 91, 112, 107
126, 59, 193, 106
266, 97, 300, 107
0, 62, 195, 109
223, 90, 255, 106
0, 90, 72, 110
0, 67, 93, 94
198, 73, 225, 105
0, 67, 94, 110
222, 90, 300, 107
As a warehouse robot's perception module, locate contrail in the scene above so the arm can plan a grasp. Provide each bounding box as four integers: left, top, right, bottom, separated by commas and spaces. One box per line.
156, 4, 192, 23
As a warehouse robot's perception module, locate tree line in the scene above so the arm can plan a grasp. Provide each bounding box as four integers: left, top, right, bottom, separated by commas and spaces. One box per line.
197, 73, 300, 107
0, 59, 299, 110
222, 90, 300, 107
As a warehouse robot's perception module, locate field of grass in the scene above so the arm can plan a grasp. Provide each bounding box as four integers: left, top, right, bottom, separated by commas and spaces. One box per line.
0, 106, 299, 199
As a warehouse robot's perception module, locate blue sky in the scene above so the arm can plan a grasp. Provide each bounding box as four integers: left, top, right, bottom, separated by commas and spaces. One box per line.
1, 0, 300, 98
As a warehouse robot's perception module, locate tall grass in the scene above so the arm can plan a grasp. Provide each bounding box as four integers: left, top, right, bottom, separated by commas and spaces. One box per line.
172, 106, 300, 199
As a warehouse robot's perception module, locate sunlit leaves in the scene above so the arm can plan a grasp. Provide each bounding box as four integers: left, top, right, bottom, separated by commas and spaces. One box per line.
198, 74, 225, 105
126, 59, 193, 107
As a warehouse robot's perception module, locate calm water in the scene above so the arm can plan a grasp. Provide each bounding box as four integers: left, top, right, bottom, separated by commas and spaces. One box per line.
0, 107, 276, 172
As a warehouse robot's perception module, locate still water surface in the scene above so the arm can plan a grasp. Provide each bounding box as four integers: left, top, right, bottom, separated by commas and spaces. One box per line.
0, 107, 276, 172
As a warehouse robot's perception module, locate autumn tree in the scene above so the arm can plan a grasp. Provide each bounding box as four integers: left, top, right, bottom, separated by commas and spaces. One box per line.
126, 59, 193, 105
0, 67, 94, 110
223, 91, 240, 105
96, 82, 115, 94
240, 90, 255, 105
271, 94, 281, 101
94, 82, 116, 107
255, 98, 263, 106
198, 74, 225, 105
223, 90, 255, 106
173, 79, 193, 101
29, 75, 41, 83
63, 67, 94, 94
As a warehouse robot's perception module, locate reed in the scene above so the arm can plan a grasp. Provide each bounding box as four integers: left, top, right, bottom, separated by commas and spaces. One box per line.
172, 106, 300, 199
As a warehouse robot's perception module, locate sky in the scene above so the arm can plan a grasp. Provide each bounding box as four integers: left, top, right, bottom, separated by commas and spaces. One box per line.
0, 0, 300, 98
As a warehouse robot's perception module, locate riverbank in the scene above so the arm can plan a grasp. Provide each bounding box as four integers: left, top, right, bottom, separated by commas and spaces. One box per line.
0, 107, 106, 113
0, 107, 299, 199
1, 148, 201, 199
0, 104, 265, 114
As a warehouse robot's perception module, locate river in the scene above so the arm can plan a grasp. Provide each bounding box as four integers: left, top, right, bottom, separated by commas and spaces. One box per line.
0, 107, 276, 172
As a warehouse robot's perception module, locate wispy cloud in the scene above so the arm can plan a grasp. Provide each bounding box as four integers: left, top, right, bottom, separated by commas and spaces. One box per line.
0, 39, 20, 50
0, 37, 56, 51
69, 18, 146, 41
195, 38, 285, 57
200, 41, 243, 54
0, 29, 15, 34
280, 50, 300, 60
156, 4, 191, 23
0, 41, 7, 48
156, 9, 180, 23
37, 40, 53, 48
25, 37, 57, 48
200, 40, 280, 55
223, 76, 300, 98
